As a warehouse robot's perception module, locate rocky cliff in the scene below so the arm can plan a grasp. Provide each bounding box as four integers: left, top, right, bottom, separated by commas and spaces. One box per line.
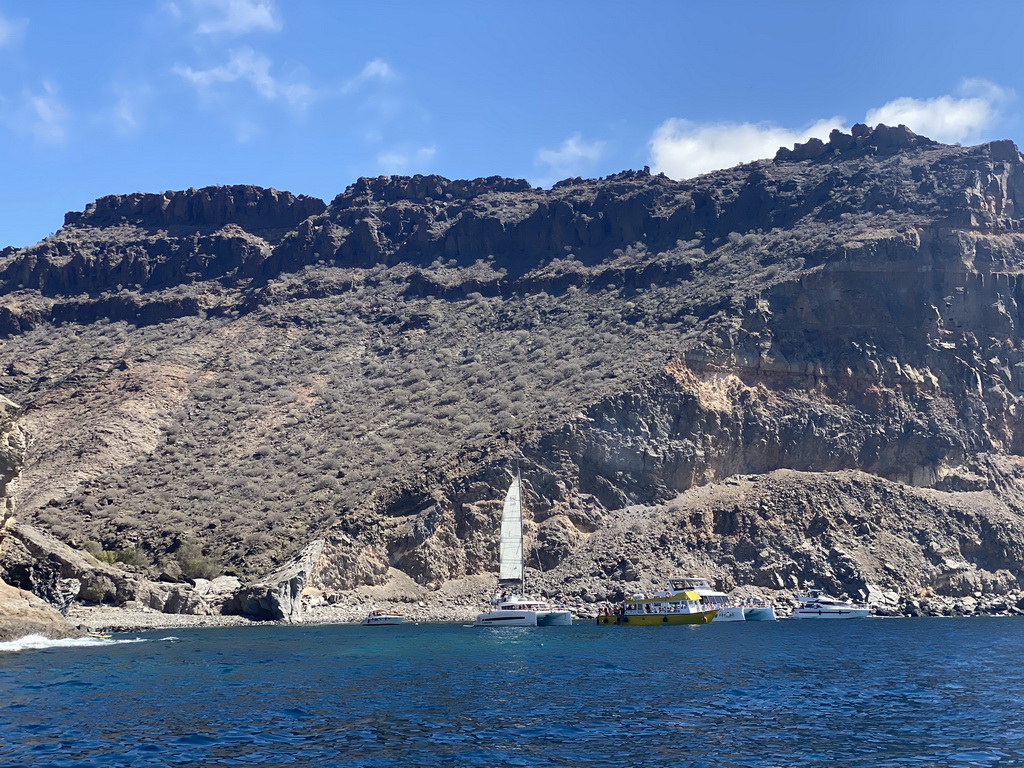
3, 124, 1024, 621
0, 394, 85, 639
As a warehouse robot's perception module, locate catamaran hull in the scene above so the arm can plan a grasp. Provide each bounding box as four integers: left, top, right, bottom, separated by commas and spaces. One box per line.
475, 609, 572, 627
536, 610, 572, 626
474, 610, 538, 627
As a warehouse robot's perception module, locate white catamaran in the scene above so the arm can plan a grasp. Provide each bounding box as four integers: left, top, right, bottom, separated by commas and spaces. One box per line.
474, 474, 573, 627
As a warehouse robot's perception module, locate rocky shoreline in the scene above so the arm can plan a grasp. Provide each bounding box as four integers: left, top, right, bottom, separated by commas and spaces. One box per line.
65, 603, 478, 633
65, 589, 1024, 635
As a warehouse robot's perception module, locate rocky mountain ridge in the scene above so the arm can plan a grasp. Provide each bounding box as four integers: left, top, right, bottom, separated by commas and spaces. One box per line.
4, 123, 1024, 629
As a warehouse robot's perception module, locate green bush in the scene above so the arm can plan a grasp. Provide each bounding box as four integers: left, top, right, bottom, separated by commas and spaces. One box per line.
175, 539, 219, 580
79, 576, 114, 603
82, 540, 104, 557
115, 547, 148, 568
84, 541, 117, 565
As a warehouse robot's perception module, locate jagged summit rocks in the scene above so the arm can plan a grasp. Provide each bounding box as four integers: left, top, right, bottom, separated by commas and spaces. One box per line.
62, 185, 327, 232
774, 123, 940, 162
2, 125, 1022, 307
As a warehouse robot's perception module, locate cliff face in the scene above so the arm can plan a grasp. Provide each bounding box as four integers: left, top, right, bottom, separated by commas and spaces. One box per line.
3, 124, 1024, 617
0, 396, 24, 534
0, 396, 85, 639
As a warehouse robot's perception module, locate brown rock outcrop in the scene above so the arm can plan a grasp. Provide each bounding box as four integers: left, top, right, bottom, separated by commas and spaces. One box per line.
0, 580, 82, 642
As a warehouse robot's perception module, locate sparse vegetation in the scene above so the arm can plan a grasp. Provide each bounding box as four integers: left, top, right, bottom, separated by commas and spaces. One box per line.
175, 539, 219, 580
0, 133, 1010, 585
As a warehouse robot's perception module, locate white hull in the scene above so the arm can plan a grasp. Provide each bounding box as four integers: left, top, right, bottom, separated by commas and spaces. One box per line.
475, 610, 538, 627
793, 589, 869, 619
360, 614, 405, 626
743, 605, 778, 621
711, 605, 746, 622
536, 610, 572, 626
792, 606, 869, 619
474, 609, 573, 627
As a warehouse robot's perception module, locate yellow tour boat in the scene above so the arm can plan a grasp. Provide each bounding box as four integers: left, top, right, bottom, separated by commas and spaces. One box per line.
596, 589, 718, 625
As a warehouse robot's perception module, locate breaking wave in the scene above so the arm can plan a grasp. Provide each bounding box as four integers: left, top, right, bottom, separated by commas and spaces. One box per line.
0, 633, 176, 653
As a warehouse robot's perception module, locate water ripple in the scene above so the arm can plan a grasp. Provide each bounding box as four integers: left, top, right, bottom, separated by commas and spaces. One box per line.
1, 620, 1023, 766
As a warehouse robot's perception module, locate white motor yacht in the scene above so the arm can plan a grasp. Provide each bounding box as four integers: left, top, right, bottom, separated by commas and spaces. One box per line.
360, 609, 406, 626
791, 588, 870, 619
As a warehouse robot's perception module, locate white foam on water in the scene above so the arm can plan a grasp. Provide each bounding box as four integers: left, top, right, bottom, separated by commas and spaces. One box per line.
0, 633, 161, 653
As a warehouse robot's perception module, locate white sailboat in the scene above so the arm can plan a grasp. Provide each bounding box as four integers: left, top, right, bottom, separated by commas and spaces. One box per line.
474, 474, 573, 627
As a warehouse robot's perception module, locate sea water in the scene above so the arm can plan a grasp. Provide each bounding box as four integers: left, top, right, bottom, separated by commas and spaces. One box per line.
1, 618, 1022, 767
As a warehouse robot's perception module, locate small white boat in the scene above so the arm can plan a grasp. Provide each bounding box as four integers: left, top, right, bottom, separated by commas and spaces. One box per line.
360, 609, 406, 626
791, 589, 869, 619
474, 473, 573, 628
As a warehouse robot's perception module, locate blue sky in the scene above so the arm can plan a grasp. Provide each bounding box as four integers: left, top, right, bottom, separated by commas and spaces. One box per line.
1, 1, 1021, 248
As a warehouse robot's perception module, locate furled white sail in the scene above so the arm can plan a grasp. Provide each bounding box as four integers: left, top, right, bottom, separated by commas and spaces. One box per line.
498, 474, 524, 585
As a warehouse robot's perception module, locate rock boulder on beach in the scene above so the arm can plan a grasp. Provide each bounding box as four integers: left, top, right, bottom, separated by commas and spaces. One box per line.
0, 578, 81, 642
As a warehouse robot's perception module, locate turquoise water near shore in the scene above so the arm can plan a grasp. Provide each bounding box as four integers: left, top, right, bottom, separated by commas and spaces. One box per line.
2, 618, 1023, 767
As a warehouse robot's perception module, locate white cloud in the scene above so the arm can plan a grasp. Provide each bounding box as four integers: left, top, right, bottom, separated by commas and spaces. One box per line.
0, 11, 27, 47
0, 14, 14, 47
865, 78, 1013, 145
341, 59, 394, 95
107, 84, 153, 135
191, 0, 280, 35
650, 117, 844, 180
535, 132, 606, 183
235, 119, 261, 143
173, 47, 313, 108
11, 82, 70, 144
378, 146, 437, 174
649, 80, 1016, 181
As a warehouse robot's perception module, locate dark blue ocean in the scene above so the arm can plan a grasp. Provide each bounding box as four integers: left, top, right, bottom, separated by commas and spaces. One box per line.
1, 618, 1022, 767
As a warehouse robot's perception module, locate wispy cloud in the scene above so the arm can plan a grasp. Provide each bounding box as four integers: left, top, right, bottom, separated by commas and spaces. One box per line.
535, 132, 606, 184
190, 0, 281, 36
341, 59, 394, 95
0, 11, 28, 47
866, 78, 1013, 145
8, 82, 70, 144
650, 79, 1015, 180
650, 118, 844, 180
378, 145, 437, 174
107, 84, 152, 135
173, 47, 313, 108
